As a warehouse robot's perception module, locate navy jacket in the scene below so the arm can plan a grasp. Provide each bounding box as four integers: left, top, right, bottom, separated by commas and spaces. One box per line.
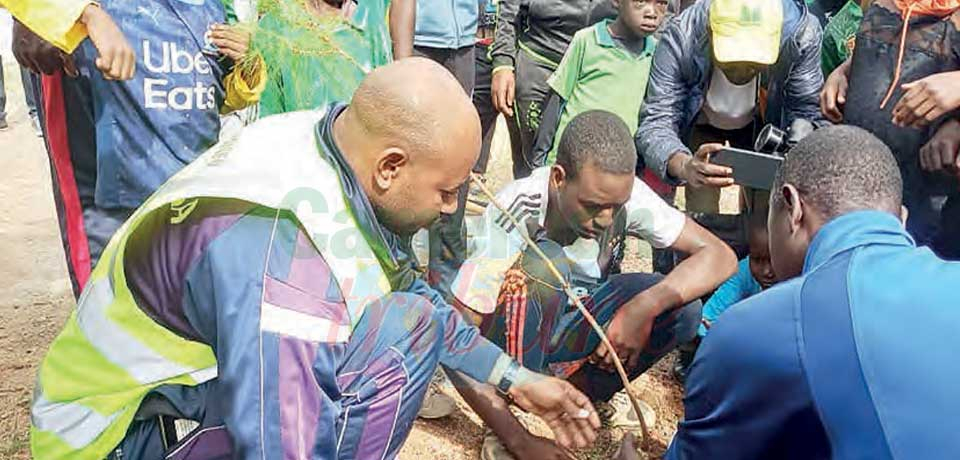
668, 211, 960, 459
636, 0, 825, 183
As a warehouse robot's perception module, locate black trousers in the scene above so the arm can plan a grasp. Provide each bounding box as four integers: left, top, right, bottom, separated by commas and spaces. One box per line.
472, 42, 504, 175
511, 48, 555, 178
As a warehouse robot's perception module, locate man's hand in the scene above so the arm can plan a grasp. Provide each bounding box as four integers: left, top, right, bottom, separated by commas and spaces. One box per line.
820, 59, 850, 123
12, 19, 78, 76
613, 433, 644, 460
672, 143, 733, 188
920, 119, 960, 177
80, 4, 136, 80
506, 434, 576, 460
508, 372, 600, 450
590, 294, 656, 370
492, 68, 516, 117
892, 71, 960, 128
210, 24, 251, 61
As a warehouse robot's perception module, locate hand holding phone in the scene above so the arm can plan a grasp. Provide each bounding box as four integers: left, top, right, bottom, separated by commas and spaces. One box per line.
711, 147, 784, 190
679, 143, 735, 188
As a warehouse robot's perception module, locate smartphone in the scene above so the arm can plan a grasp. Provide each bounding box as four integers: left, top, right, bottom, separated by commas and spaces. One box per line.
712, 147, 784, 190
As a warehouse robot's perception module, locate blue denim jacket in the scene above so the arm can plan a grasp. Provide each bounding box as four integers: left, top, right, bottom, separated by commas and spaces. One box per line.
414, 0, 480, 49
636, 0, 826, 184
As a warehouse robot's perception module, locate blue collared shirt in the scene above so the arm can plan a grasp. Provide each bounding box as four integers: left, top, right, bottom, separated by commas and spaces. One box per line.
668, 210, 960, 459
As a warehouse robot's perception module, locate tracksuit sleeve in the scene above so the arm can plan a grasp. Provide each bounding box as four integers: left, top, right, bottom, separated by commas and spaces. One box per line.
406, 278, 509, 384
491, 0, 522, 69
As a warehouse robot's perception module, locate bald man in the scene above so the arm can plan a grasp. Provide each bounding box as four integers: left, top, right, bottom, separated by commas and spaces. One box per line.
30, 58, 599, 460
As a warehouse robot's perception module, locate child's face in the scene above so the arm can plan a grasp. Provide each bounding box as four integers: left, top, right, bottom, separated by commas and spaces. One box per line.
615, 0, 668, 37
748, 229, 777, 289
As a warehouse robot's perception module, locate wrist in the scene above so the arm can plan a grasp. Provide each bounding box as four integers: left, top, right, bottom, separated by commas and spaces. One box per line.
628, 288, 674, 319
502, 430, 533, 453
667, 151, 691, 182
79, 3, 103, 25
505, 366, 539, 399
840, 58, 852, 76
492, 55, 515, 70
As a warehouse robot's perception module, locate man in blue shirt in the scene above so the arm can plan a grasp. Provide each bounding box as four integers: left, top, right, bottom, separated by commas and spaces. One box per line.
666, 125, 960, 459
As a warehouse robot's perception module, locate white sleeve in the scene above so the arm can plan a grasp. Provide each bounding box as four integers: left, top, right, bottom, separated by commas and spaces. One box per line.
451, 188, 528, 314
624, 177, 686, 249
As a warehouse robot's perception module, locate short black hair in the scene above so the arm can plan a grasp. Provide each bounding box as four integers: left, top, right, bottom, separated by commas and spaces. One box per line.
772, 125, 902, 219
556, 110, 637, 180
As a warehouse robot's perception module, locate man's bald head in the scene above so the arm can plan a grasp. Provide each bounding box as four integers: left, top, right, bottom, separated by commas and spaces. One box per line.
334, 58, 482, 236
349, 57, 480, 159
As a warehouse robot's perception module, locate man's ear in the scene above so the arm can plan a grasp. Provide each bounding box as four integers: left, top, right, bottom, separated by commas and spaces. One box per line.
900, 205, 909, 226
373, 148, 408, 191
781, 183, 804, 234
550, 164, 567, 189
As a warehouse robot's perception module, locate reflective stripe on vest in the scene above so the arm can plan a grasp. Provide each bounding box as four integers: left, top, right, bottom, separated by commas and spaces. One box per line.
31, 109, 391, 459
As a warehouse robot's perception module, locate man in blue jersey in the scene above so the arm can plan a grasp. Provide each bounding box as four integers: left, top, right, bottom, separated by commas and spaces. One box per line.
72, 0, 261, 267
664, 125, 960, 459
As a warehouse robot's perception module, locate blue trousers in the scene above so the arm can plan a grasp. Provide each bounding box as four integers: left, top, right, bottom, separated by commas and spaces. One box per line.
481, 240, 702, 401
109, 292, 441, 460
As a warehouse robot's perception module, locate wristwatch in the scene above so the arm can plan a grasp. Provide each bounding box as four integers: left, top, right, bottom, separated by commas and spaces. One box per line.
496, 359, 521, 396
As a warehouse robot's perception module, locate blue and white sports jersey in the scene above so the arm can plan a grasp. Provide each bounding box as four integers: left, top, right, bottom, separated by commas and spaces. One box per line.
81, 0, 228, 209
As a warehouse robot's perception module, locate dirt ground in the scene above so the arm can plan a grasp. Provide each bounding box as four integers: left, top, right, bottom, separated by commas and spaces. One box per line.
0, 52, 740, 458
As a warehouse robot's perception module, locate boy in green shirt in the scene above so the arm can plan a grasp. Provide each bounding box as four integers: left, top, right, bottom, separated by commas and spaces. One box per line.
532, 0, 669, 165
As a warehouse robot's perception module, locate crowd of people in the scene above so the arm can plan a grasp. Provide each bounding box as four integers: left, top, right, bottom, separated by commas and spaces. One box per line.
3, 0, 960, 458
